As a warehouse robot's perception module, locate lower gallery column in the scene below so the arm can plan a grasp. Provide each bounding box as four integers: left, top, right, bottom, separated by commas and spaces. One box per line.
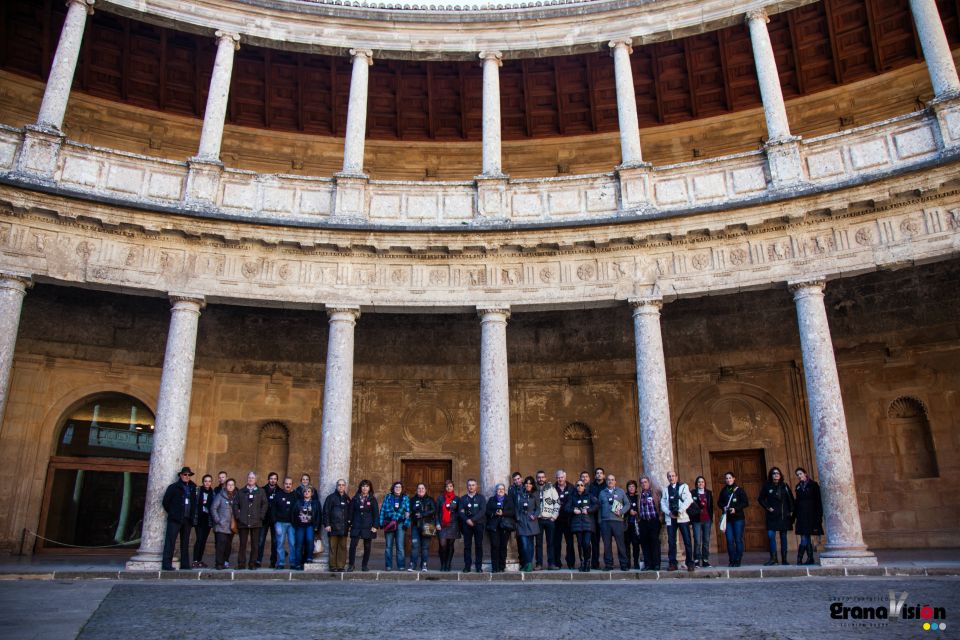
478, 305, 510, 495
630, 296, 674, 494
315, 306, 360, 571
0, 273, 31, 434
127, 295, 205, 569
789, 279, 876, 566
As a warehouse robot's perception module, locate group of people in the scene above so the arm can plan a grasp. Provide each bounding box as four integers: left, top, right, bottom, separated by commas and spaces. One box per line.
160, 464, 824, 573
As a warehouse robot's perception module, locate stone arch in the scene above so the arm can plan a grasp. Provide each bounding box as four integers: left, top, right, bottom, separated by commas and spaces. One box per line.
256, 421, 289, 481
562, 422, 594, 475
885, 396, 938, 479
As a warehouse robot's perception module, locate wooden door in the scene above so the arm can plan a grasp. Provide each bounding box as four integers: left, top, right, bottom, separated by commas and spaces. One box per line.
401, 460, 452, 499
710, 449, 767, 552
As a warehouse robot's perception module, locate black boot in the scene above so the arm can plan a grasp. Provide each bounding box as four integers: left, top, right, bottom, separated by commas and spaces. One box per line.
781, 550, 789, 565
797, 544, 806, 566
805, 545, 816, 565
763, 553, 778, 566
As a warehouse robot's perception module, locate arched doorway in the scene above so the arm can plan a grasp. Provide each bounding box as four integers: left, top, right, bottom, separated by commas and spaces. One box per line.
36, 393, 155, 553
563, 422, 595, 476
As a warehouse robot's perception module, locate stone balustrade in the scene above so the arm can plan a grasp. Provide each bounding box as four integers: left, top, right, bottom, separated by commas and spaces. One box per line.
3, 101, 960, 230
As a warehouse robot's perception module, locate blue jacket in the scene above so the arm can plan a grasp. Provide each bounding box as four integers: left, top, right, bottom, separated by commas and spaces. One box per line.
380, 493, 410, 529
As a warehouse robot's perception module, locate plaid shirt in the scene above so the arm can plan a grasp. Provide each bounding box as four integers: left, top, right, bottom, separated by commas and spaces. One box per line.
639, 489, 659, 521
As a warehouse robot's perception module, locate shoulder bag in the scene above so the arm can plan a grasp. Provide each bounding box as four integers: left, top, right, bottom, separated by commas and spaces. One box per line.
719, 490, 736, 533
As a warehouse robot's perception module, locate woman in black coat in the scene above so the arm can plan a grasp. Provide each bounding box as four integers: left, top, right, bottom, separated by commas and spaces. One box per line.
758, 467, 794, 566
192, 474, 216, 568
347, 480, 379, 572
566, 480, 598, 572
409, 483, 437, 571
485, 483, 517, 573
689, 475, 714, 568
793, 467, 823, 565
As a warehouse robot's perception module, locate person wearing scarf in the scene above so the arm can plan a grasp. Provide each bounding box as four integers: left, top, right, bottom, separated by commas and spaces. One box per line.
436, 480, 460, 572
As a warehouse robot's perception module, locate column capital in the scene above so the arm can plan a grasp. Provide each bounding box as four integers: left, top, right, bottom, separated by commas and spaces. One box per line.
628, 296, 664, 314
66, 0, 96, 15
169, 294, 206, 312
326, 305, 361, 322
0, 272, 33, 293
214, 30, 241, 50
608, 38, 634, 55
478, 50, 503, 67
745, 8, 770, 24
788, 277, 827, 297
349, 48, 374, 65
477, 304, 510, 321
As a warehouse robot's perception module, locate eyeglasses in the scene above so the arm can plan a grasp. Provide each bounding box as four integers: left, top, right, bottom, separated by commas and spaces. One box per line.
576, 483, 585, 487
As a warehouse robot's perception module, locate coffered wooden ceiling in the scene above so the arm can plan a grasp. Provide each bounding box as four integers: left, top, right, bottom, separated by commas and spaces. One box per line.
3, 0, 959, 142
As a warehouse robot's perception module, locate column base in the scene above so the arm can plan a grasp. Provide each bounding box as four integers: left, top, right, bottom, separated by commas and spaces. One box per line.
184, 157, 224, 207
333, 172, 369, 220
475, 174, 510, 220
303, 560, 330, 572
125, 555, 177, 571
819, 545, 878, 567
764, 136, 804, 189
13, 125, 65, 180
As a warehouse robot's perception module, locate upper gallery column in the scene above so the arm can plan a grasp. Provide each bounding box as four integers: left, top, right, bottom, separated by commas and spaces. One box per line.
341, 49, 373, 176
745, 9, 792, 143
479, 51, 505, 177
909, 0, 960, 99
478, 305, 510, 494
630, 296, 674, 494
789, 279, 876, 566
0, 274, 31, 434
609, 38, 644, 167
127, 295, 205, 569
318, 306, 361, 504
35, 0, 95, 132
195, 30, 241, 162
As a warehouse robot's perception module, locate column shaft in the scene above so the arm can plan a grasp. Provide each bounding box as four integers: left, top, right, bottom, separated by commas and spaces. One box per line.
910, 0, 960, 98
791, 280, 876, 565
631, 297, 674, 494
318, 307, 360, 499
0, 275, 31, 434
479, 52, 504, 177
36, 0, 94, 131
128, 296, 204, 567
609, 39, 643, 166
746, 9, 792, 142
478, 306, 510, 494
196, 31, 240, 161
342, 49, 373, 175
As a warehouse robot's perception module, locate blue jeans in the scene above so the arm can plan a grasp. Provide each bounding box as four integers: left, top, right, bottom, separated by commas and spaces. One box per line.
410, 527, 430, 569
725, 519, 745, 563
274, 522, 296, 568
518, 534, 535, 566
691, 521, 711, 562
292, 526, 314, 568
667, 519, 694, 568
767, 529, 787, 556
799, 534, 811, 547
385, 528, 405, 570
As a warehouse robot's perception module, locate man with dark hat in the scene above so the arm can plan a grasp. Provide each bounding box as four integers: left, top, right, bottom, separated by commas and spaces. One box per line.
161, 466, 197, 571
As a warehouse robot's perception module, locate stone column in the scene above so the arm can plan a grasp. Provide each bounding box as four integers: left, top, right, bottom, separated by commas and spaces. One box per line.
910, 0, 960, 99
36, 0, 95, 132
0, 274, 31, 435
127, 295, 204, 570
341, 49, 373, 176
478, 305, 510, 494
789, 279, 877, 566
195, 30, 240, 162
479, 51, 504, 177
630, 296, 674, 494
746, 9, 791, 143
609, 38, 644, 167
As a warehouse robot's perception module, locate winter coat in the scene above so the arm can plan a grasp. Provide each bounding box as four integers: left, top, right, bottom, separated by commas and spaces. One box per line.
291, 496, 321, 530
409, 494, 437, 532
162, 480, 197, 524
210, 490, 237, 535
598, 487, 629, 522
660, 483, 694, 523
272, 490, 297, 524
553, 482, 575, 524
380, 493, 411, 530
537, 483, 561, 520
566, 491, 598, 533
261, 484, 280, 525
687, 488, 714, 522
485, 494, 517, 532
716, 485, 749, 522
233, 484, 270, 529
758, 482, 794, 532
349, 493, 379, 539
458, 493, 487, 529
192, 486, 215, 527
515, 490, 541, 536
794, 480, 824, 536
323, 491, 352, 536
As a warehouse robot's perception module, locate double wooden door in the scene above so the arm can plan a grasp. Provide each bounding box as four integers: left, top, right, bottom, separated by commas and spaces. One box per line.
709, 449, 767, 552
401, 460, 451, 498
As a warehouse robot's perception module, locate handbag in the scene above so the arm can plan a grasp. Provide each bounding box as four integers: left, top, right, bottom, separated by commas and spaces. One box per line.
382, 519, 398, 533
719, 489, 736, 533
420, 521, 437, 537
230, 517, 238, 535
313, 537, 324, 555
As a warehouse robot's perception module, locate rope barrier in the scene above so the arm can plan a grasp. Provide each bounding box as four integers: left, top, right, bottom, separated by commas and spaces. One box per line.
21, 528, 140, 550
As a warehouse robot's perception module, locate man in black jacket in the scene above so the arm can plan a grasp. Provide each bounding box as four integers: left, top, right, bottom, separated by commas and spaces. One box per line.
256, 472, 280, 568
323, 479, 352, 572
459, 478, 487, 572
272, 477, 297, 569
552, 469, 575, 569
588, 467, 606, 569
161, 466, 197, 571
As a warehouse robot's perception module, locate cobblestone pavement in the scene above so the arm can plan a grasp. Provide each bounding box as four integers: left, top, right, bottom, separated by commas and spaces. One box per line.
1, 576, 954, 640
